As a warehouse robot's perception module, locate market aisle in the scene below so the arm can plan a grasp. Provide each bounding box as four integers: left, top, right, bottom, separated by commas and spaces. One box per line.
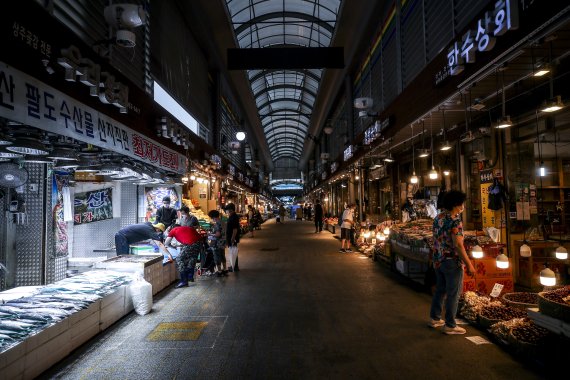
44, 218, 543, 380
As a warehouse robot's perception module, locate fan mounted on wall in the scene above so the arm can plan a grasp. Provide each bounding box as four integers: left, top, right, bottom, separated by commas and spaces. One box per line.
0, 162, 29, 188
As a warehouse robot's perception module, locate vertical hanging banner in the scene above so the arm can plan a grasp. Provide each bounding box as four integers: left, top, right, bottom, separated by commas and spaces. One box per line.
74, 188, 113, 225
480, 169, 495, 228
52, 173, 70, 257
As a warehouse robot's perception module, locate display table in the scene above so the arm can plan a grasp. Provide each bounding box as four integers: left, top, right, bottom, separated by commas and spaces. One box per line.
324, 223, 336, 234
0, 271, 134, 379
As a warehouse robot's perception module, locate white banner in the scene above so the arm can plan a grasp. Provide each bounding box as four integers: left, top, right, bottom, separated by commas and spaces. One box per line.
0, 62, 186, 174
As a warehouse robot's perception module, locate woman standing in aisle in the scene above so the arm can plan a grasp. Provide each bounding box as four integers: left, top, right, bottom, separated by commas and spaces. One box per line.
339, 204, 355, 253
208, 210, 228, 277
428, 190, 475, 334
247, 205, 255, 238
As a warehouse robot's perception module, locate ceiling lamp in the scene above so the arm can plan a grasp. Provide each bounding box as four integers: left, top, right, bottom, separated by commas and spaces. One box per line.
443, 169, 451, 176
496, 253, 509, 269
495, 115, 513, 129
54, 161, 79, 170
533, 62, 550, 77
428, 167, 438, 180
6, 137, 49, 155
0, 151, 22, 158
439, 141, 452, 151
97, 162, 123, 176
236, 131, 246, 141
471, 245, 484, 259
540, 95, 564, 112
417, 149, 430, 158
383, 153, 394, 163
555, 245, 568, 260
74, 156, 100, 173
520, 243, 532, 258
538, 162, 547, 177
539, 266, 556, 286
47, 147, 78, 161
0, 133, 12, 145
23, 156, 53, 164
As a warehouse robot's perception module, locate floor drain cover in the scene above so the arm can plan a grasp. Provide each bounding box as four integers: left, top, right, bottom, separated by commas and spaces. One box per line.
147, 321, 207, 341
260, 247, 279, 251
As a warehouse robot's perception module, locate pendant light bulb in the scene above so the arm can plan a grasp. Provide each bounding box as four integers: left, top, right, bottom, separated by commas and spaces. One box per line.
383, 226, 390, 235
539, 162, 547, 177
410, 172, 418, 184
519, 243, 532, 258
539, 267, 556, 286
443, 170, 450, 176
429, 166, 438, 180
471, 245, 484, 259
496, 253, 509, 269
555, 245, 568, 260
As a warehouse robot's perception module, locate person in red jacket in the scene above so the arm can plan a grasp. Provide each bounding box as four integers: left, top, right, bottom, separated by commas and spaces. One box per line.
164, 224, 203, 288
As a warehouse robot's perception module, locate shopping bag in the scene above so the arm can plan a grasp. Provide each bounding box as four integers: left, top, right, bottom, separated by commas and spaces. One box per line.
228, 246, 239, 269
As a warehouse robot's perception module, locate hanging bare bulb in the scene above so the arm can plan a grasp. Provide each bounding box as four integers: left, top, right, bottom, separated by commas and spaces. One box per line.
428, 166, 438, 180
539, 267, 556, 286
555, 245, 568, 260
519, 243, 532, 258
496, 253, 509, 269
471, 245, 484, 259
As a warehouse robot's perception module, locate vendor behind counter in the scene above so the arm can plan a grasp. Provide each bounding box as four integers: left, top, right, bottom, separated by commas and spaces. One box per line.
115, 222, 166, 255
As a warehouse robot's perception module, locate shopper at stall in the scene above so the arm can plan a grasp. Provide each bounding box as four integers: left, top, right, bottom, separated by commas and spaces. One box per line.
155, 196, 178, 228
340, 204, 356, 253
278, 204, 286, 223
179, 205, 199, 227
164, 224, 203, 287
225, 203, 240, 271
428, 190, 475, 334
207, 210, 228, 277
114, 222, 166, 255
314, 199, 323, 233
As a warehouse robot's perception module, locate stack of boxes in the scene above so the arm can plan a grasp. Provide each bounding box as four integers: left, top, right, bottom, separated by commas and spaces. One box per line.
463, 244, 513, 295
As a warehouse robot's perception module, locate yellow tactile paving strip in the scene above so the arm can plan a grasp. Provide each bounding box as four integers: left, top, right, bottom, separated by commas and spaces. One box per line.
146, 321, 208, 341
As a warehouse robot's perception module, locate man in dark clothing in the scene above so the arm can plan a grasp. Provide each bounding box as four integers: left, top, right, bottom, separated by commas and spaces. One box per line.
115, 222, 165, 255
314, 199, 324, 233
225, 203, 240, 271
155, 196, 177, 228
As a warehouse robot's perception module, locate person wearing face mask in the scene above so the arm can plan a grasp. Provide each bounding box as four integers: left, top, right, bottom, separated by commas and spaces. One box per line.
155, 196, 178, 229
179, 206, 199, 228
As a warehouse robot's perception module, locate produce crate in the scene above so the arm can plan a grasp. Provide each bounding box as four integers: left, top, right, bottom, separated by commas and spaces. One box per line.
538, 291, 570, 323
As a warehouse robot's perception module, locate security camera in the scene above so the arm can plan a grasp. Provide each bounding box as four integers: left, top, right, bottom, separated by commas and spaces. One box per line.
104, 4, 145, 29
116, 29, 136, 48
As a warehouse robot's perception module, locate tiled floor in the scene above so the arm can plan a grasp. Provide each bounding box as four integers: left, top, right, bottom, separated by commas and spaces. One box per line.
43, 217, 546, 379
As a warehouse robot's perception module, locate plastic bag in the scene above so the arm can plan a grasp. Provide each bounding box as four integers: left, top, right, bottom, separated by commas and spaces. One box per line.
129, 272, 153, 315
228, 246, 238, 270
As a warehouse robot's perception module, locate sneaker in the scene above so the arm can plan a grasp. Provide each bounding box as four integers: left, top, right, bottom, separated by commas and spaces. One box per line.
442, 325, 466, 335
427, 319, 445, 328
339, 248, 346, 253
345, 248, 353, 253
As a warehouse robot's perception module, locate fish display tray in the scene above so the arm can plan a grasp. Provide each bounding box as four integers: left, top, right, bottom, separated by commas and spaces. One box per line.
92, 255, 163, 270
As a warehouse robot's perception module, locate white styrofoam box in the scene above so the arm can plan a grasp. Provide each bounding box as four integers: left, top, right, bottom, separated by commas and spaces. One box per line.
25, 317, 70, 353
100, 296, 127, 331
0, 341, 26, 371
0, 354, 25, 380
24, 330, 71, 379
100, 286, 126, 309
69, 299, 101, 326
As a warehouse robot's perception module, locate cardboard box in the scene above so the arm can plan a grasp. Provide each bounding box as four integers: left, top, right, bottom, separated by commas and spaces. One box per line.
467, 257, 513, 279
0, 341, 26, 373
463, 276, 513, 296
0, 354, 25, 380
25, 318, 70, 353
24, 330, 71, 379
69, 299, 101, 326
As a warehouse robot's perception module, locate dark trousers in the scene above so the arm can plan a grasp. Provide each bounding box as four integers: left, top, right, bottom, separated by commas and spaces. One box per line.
315, 218, 323, 232
115, 233, 130, 255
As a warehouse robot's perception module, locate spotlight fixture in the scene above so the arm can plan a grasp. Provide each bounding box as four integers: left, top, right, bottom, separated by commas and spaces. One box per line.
495, 115, 513, 129
236, 131, 246, 141
540, 95, 564, 112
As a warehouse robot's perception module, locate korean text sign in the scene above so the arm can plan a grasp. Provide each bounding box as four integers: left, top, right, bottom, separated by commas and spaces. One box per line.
74, 188, 113, 225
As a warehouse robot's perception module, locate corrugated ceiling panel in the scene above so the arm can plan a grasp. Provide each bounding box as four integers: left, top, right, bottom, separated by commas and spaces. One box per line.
401, 0, 426, 87
454, 0, 489, 35
382, 28, 398, 107
425, 0, 454, 62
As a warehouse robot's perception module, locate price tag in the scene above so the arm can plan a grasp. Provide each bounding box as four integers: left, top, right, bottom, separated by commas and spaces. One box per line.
490, 283, 504, 298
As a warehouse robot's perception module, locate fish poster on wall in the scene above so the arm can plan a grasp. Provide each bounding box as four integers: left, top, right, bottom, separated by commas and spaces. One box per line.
74, 188, 113, 225
144, 187, 180, 223
52, 173, 70, 257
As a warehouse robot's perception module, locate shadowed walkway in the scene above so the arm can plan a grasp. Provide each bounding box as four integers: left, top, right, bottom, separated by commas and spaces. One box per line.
43, 217, 544, 379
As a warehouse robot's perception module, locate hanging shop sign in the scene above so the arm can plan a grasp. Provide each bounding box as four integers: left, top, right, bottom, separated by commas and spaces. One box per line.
228, 164, 236, 176
363, 118, 391, 146
480, 169, 496, 228
73, 187, 113, 225
0, 62, 186, 174
330, 162, 338, 173
210, 154, 222, 169
435, 0, 519, 85
343, 145, 354, 162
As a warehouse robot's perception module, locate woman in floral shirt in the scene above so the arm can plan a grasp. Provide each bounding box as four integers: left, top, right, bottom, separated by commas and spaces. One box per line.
428, 190, 475, 335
